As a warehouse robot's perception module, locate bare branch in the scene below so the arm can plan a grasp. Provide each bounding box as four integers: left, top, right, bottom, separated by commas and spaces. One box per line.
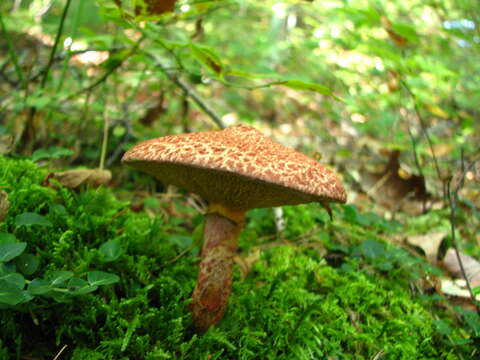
149, 53, 226, 129
400, 79, 480, 313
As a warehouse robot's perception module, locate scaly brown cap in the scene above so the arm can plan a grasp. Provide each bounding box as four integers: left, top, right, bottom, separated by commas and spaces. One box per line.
122, 125, 346, 210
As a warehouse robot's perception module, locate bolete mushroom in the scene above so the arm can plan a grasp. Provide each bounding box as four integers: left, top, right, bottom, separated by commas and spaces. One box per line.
122, 124, 346, 332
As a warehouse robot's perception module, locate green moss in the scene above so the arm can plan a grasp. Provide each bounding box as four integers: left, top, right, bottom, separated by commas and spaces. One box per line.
0, 155, 476, 359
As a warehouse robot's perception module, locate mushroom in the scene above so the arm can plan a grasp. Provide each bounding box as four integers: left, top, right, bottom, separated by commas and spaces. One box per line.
122, 124, 346, 332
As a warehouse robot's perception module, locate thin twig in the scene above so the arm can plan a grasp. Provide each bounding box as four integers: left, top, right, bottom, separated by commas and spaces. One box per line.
445, 154, 480, 314
99, 85, 109, 170
366, 171, 393, 198
23, 0, 72, 150
67, 36, 146, 100
106, 63, 149, 167
0, 12, 26, 88
406, 125, 429, 213
448, 154, 480, 313
146, 33, 226, 129
56, 0, 85, 92
106, 119, 133, 167
400, 79, 443, 181
400, 78, 479, 313
40, 0, 73, 89
52, 344, 68, 360
372, 350, 385, 360
149, 54, 226, 129
11, 48, 128, 89
446, 176, 480, 313
406, 125, 424, 179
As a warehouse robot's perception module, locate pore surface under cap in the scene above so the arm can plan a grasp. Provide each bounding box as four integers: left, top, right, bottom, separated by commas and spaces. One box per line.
122, 125, 346, 210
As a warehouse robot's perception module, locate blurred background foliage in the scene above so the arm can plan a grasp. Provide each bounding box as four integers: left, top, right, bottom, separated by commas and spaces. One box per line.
0, 0, 478, 207
1, 0, 478, 167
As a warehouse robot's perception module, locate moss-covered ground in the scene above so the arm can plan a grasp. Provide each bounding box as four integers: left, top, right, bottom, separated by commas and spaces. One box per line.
0, 155, 478, 359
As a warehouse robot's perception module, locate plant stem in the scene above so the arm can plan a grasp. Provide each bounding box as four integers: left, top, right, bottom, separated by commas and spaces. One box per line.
70, 36, 146, 99
99, 85, 109, 170
150, 54, 227, 129
400, 79, 442, 181
22, 0, 72, 151
56, 0, 84, 92
446, 155, 480, 314
0, 12, 26, 89
40, 0, 73, 89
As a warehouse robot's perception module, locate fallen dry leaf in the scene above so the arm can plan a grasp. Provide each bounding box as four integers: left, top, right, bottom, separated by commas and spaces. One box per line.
361, 150, 430, 212
385, 28, 408, 47
0, 190, 10, 222
136, 0, 177, 16
459, 188, 480, 208
0, 134, 13, 155
114, 0, 177, 17
139, 92, 167, 126
440, 278, 480, 301
381, 16, 408, 47
406, 231, 447, 262
428, 143, 453, 157
424, 103, 449, 119
441, 248, 480, 288
44, 169, 112, 189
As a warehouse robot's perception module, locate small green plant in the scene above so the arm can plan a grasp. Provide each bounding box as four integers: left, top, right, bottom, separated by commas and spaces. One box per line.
31, 147, 75, 163
0, 154, 120, 309
0, 230, 119, 307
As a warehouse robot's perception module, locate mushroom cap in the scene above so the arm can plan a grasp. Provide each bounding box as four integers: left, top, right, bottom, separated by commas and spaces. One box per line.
122, 125, 346, 211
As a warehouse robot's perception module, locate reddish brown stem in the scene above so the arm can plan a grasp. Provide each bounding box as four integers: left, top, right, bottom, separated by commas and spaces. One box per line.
190, 211, 244, 332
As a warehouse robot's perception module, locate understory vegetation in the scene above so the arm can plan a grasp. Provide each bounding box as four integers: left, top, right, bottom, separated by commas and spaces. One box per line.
1, 0, 479, 359
1, 154, 478, 359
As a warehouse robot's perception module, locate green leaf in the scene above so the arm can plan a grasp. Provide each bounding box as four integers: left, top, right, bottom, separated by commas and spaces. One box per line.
189, 43, 223, 76
15, 213, 52, 227
68, 277, 98, 295
274, 80, 341, 101
87, 271, 120, 286
48, 290, 70, 303
374, 259, 394, 271
357, 239, 386, 259
31, 147, 74, 162
102, 49, 130, 70
433, 319, 452, 336
192, 223, 204, 245
50, 270, 74, 286
359, 41, 401, 63
0, 233, 16, 243
26, 95, 51, 109
167, 235, 193, 250
143, 197, 160, 209
226, 69, 274, 80
15, 253, 40, 276
28, 279, 53, 295
456, 308, 480, 336
0, 242, 27, 262
0, 272, 25, 289
391, 22, 418, 43
0, 263, 15, 276
99, 239, 122, 262
0, 279, 27, 305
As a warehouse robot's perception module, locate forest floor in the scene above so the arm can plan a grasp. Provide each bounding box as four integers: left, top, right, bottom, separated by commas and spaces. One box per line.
1, 150, 479, 359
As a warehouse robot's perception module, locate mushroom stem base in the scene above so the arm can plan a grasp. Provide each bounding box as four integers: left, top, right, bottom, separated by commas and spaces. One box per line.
190, 209, 244, 332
